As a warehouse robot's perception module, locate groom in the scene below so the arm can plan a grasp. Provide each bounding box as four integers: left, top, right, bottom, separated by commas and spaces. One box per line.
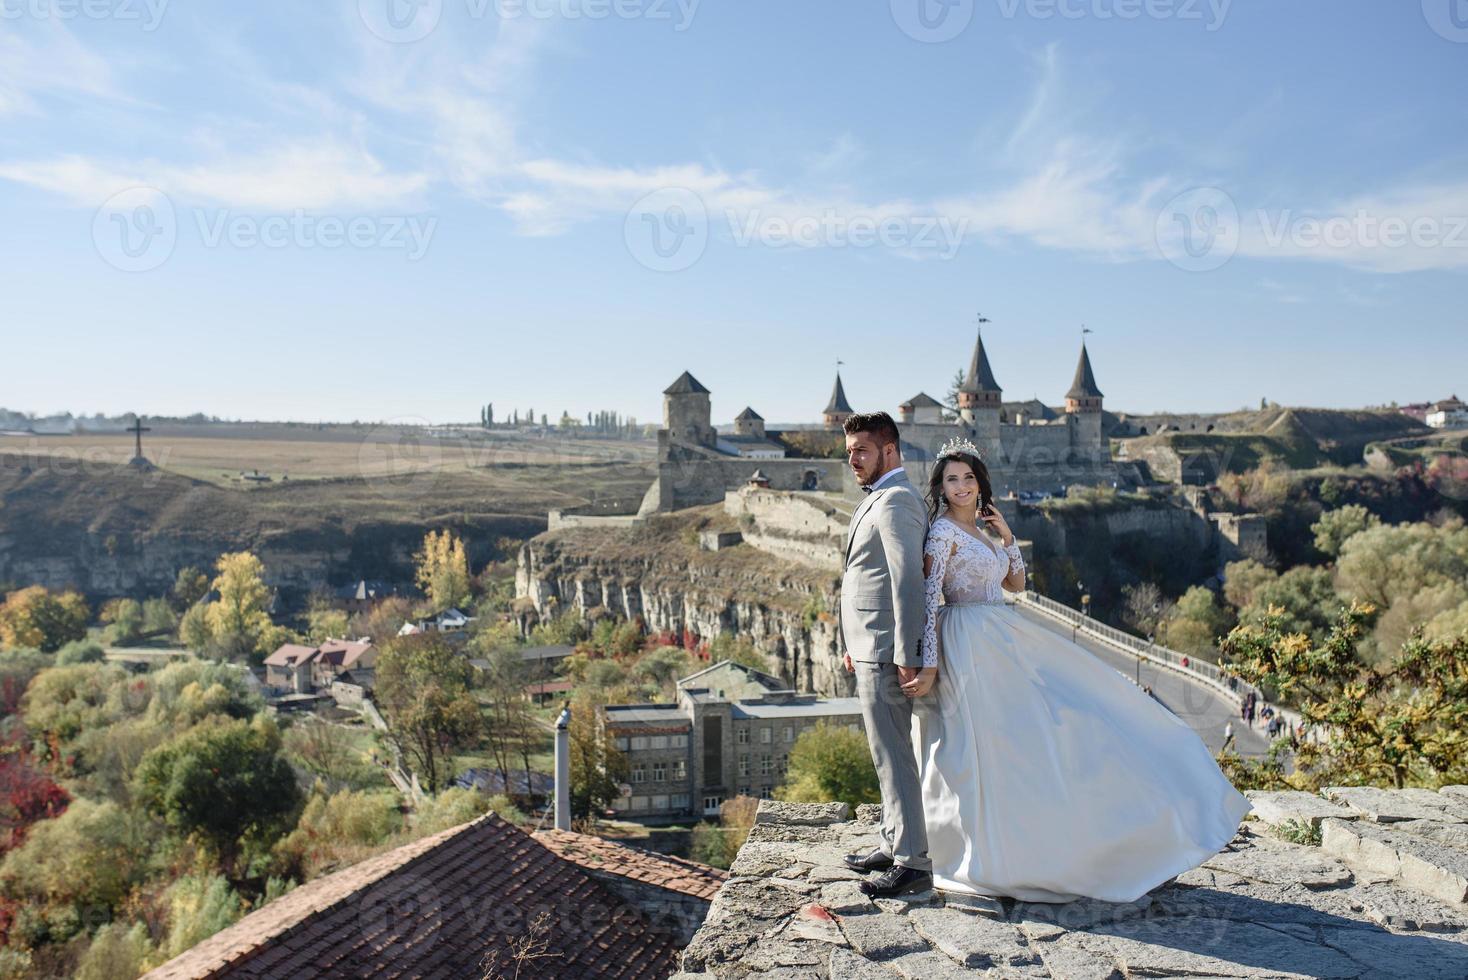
837, 411, 935, 899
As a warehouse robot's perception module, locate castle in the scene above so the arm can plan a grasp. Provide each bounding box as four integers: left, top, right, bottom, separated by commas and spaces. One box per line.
641, 331, 1125, 514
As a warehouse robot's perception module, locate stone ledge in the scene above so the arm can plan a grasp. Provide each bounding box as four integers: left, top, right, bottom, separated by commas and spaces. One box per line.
681, 797, 1468, 978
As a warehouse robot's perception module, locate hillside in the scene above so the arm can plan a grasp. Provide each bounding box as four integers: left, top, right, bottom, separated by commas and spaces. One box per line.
0, 451, 655, 602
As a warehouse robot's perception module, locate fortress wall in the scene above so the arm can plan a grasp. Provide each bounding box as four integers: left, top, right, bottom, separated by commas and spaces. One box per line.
660, 456, 847, 511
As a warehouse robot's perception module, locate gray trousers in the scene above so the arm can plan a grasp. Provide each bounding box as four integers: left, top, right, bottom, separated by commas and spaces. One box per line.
853, 661, 932, 872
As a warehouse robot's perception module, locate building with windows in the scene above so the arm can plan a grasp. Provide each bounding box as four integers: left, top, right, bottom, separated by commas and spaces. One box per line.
602, 660, 863, 823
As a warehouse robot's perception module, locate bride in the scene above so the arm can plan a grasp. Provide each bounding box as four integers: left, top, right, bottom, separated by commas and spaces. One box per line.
899, 438, 1252, 904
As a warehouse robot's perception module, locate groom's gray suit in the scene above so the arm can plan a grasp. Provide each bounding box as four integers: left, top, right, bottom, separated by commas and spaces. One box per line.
840, 466, 932, 872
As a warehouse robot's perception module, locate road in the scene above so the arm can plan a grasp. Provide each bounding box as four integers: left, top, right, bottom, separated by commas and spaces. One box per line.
1010, 604, 1274, 758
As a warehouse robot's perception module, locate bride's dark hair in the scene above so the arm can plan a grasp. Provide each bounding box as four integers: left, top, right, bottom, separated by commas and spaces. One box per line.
926, 452, 994, 523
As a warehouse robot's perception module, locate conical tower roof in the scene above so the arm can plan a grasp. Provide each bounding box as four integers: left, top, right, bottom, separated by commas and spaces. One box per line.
960, 329, 1002, 394
825, 373, 853, 414
663, 371, 711, 396
1066, 343, 1104, 400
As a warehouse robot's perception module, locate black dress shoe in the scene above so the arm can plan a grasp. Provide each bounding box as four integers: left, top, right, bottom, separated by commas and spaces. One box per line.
843, 848, 894, 873
858, 865, 934, 898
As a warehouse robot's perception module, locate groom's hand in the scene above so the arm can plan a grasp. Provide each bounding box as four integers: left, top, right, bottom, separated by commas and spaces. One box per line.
901, 667, 937, 698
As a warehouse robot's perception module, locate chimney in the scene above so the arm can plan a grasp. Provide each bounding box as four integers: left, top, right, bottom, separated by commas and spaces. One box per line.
554, 703, 571, 831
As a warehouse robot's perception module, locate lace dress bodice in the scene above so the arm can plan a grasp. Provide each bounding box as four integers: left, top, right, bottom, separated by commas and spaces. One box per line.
920, 516, 1024, 667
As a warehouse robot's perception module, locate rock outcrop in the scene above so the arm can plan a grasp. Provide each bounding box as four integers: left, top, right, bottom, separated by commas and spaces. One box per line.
676, 791, 1468, 978
516, 508, 850, 695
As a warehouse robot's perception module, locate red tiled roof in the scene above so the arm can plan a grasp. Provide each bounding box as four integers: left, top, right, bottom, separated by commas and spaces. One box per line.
142, 812, 682, 980
533, 829, 728, 902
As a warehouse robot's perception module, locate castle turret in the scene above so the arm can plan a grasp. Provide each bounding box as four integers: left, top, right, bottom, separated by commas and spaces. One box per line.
663, 370, 715, 448
957, 329, 1003, 458
733, 406, 766, 439
823, 373, 854, 430
1064, 342, 1105, 460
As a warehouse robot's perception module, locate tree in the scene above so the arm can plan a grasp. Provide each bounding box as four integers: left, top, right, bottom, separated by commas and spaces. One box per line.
414, 530, 471, 614
0, 587, 89, 653
172, 567, 210, 611
776, 721, 879, 810
0, 798, 144, 914
1158, 586, 1230, 658
202, 552, 278, 660
374, 634, 484, 793
304, 601, 349, 643
567, 694, 627, 823
132, 714, 302, 867
1221, 603, 1468, 790
1237, 565, 1342, 643
102, 598, 144, 646
1312, 505, 1380, 560
476, 644, 544, 795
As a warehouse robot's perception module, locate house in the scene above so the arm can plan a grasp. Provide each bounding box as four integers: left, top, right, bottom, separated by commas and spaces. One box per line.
263, 639, 376, 697
1426, 395, 1468, 429
139, 812, 683, 979
333, 579, 398, 616
262, 643, 318, 694
308, 639, 377, 692
397, 607, 475, 636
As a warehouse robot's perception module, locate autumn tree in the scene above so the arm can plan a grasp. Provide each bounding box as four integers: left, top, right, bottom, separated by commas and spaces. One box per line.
567, 693, 627, 824
374, 634, 484, 793
0, 586, 89, 653
1221, 603, 1468, 790
414, 530, 471, 614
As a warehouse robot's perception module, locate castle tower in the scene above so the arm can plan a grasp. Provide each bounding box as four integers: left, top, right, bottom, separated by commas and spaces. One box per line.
957, 328, 1003, 459
1064, 341, 1105, 460
823, 373, 854, 430
663, 370, 716, 448
733, 407, 766, 439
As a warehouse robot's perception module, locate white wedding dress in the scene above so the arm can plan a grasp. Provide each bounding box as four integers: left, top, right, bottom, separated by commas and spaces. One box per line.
911, 515, 1252, 904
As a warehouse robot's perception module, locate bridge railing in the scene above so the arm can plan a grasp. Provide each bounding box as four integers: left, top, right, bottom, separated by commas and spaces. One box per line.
1012, 590, 1318, 744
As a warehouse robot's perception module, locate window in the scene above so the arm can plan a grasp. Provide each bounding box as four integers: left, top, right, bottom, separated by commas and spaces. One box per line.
672, 793, 690, 809
738, 786, 750, 797
738, 755, 749, 777
652, 795, 669, 809
614, 736, 630, 750
632, 796, 649, 810
673, 759, 686, 779
760, 786, 775, 800
761, 755, 772, 775
779, 753, 788, 774
737, 728, 749, 745
703, 795, 722, 814
653, 763, 666, 782
650, 735, 668, 749
671, 734, 688, 747
760, 726, 772, 744
783, 726, 794, 743
631, 736, 648, 750
632, 765, 645, 784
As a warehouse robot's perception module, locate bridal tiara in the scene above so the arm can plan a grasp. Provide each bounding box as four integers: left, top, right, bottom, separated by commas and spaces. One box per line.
937, 436, 983, 461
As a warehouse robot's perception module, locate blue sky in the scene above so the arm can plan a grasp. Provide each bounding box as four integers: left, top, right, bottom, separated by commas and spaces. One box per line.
2, 1, 1466, 425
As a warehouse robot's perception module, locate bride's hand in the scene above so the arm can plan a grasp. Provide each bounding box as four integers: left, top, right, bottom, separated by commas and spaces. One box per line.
982, 504, 1014, 545
902, 667, 937, 698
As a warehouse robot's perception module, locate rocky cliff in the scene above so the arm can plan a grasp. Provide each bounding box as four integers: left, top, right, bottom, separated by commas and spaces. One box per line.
515, 506, 851, 696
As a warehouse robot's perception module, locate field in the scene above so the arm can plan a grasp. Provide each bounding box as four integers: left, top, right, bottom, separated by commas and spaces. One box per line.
0, 421, 655, 487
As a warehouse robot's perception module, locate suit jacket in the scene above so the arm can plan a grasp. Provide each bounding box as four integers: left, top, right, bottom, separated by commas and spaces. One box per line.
839, 468, 928, 668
